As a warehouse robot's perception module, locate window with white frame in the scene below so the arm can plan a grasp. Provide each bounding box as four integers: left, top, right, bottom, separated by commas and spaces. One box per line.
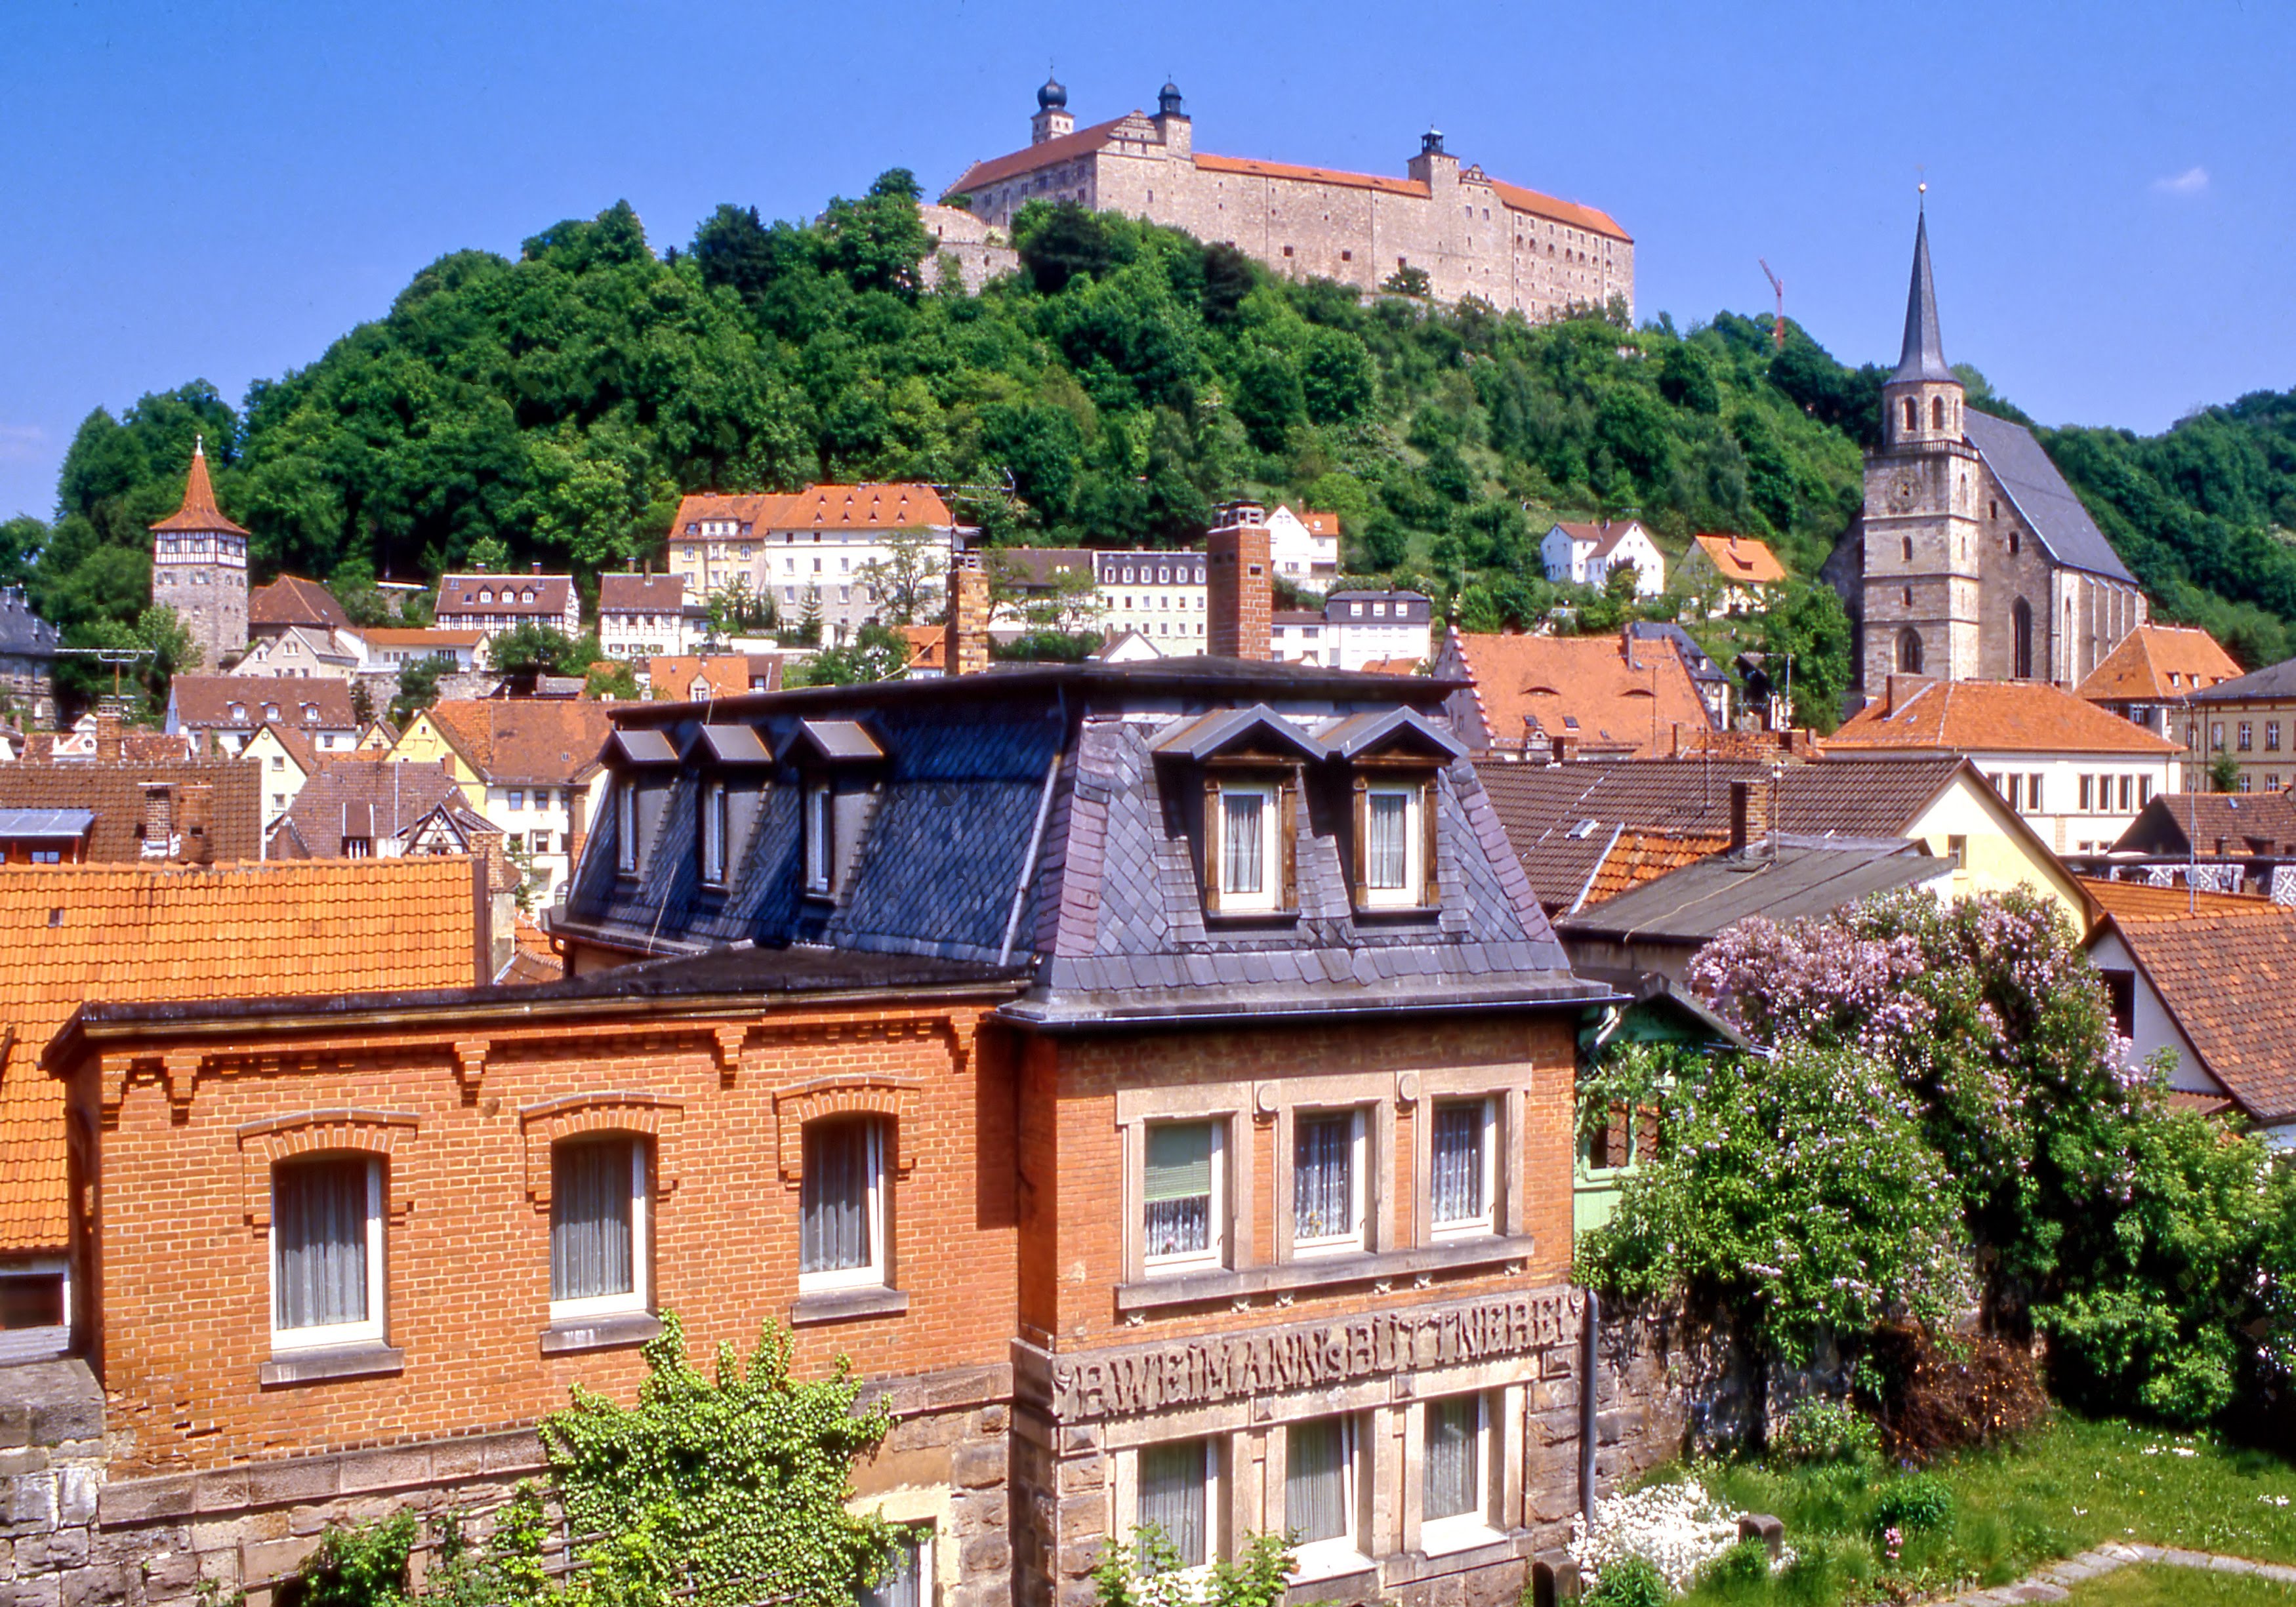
1421, 1394, 1490, 1550
1210, 781, 1281, 914
550, 1136, 648, 1320
1292, 1109, 1364, 1255
858, 1525, 933, 1607
1360, 781, 1428, 908
1429, 1099, 1495, 1238
615, 782, 638, 874
804, 778, 835, 897
271, 1155, 384, 1351
1136, 1439, 1212, 1570
799, 1118, 884, 1292
1286, 1417, 1361, 1570
700, 781, 729, 886
1143, 1120, 1223, 1274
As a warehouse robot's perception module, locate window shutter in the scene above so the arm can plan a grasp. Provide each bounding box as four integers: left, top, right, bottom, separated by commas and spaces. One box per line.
1279, 775, 1299, 910
1350, 776, 1370, 906
1421, 777, 1442, 905
1202, 777, 1223, 916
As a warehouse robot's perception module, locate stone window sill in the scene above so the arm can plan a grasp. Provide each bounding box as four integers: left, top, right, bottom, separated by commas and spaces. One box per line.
1115, 1233, 1536, 1316
259, 1343, 405, 1387
1382, 1530, 1522, 1585
790, 1286, 909, 1327
540, 1311, 662, 1355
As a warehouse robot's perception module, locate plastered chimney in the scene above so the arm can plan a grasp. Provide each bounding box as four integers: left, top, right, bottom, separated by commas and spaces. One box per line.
1206, 505, 1271, 662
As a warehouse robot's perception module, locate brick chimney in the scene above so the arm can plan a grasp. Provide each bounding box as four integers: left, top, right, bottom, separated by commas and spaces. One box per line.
94, 712, 123, 763
1206, 505, 1271, 662
178, 784, 214, 865
1883, 673, 1931, 716
947, 548, 990, 678
1728, 777, 1773, 855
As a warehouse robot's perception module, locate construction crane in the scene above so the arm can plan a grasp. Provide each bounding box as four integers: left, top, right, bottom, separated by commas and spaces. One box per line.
1759, 259, 1786, 350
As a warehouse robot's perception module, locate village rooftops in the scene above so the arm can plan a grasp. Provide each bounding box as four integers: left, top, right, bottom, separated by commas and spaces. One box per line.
1688, 533, 1786, 584
168, 674, 357, 732
1557, 836, 1947, 950
1439, 628, 1712, 758
551, 659, 1601, 1027
422, 699, 613, 788
2183, 653, 2296, 704
434, 573, 576, 619
670, 483, 961, 535
2074, 624, 2244, 704
2095, 908, 2296, 1125
598, 573, 688, 611
2110, 790, 2296, 858
0, 754, 262, 863
248, 575, 351, 633
1827, 676, 2184, 756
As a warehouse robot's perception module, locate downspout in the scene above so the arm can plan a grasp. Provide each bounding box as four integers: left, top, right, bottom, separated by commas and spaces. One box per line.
1580, 1286, 1601, 1528
998, 687, 1067, 966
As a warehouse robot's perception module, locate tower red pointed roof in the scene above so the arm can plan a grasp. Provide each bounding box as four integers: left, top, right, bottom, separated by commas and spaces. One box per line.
150, 439, 249, 536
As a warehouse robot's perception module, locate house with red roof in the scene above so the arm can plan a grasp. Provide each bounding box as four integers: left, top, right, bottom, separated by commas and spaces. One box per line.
1539, 519, 1666, 598
1679, 533, 1788, 616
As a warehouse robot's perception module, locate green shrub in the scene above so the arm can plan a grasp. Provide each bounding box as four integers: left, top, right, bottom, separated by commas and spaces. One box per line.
1772, 1399, 1882, 1469
1774, 1534, 1874, 1607
1583, 1554, 1667, 1607
1697, 1536, 1773, 1591
1872, 1473, 1955, 1538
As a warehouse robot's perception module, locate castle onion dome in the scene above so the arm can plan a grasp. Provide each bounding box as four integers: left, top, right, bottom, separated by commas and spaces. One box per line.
1158, 79, 1185, 117
1038, 73, 1067, 110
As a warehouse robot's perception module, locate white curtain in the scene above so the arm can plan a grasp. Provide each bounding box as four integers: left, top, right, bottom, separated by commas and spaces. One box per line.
1368, 792, 1408, 889
1221, 792, 1263, 894
1431, 1105, 1484, 1225
1143, 1124, 1212, 1257
1139, 1442, 1206, 1568
552, 1140, 634, 1301
859, 1531, 925, 1607
802, 1120, 873, 1273
1293, 1114, 1352, 1242
1286, 1419, 1347, 1544
274, 1158, 369, 1330
1424, 1397, 1479, 1520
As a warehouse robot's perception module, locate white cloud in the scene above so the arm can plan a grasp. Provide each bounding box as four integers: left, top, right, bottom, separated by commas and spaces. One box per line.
0, 426, 46, 464
2152, 166, 2209, 197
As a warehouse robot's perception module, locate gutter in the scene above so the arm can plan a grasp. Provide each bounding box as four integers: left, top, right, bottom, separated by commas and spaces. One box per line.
997, 983, 1626, 1034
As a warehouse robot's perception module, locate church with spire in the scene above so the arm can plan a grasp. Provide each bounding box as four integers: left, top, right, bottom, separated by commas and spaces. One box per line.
1824, 210, 2147, 696
149, 440, 249, 672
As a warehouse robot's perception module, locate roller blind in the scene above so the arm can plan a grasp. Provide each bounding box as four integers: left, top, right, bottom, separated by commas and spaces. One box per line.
1144, 1123, 1212, 1202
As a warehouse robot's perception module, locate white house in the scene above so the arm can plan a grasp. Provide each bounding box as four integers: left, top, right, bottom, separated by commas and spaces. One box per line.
229, 625, 361, 681
1094, 549, 1206, 655
1539, 519, 1666, 598
433, 571, 582, 651
597, 573, 697, 660
1271, 590, 1433, 672
1265, 506, 1342, 595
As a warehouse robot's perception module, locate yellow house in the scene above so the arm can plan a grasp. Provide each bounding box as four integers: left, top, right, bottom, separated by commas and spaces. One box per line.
386, 700, 613, 906
239, 721, 323, 843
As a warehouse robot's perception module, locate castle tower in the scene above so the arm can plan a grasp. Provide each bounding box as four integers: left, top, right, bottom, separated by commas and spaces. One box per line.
1860, 209, 1981, 691
1030, 71, 1073, 145
150, 438, 249, 673
1151, 79, 1191, 159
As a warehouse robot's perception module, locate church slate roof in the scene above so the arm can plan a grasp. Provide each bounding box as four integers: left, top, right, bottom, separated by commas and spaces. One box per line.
1962, 410, 2136, 584
550, 662, 1598, 1026
1892, 212, 1954, 384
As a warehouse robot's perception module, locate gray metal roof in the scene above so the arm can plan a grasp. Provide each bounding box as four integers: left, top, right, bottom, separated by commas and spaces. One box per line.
787, 719, 885, 763
1891, 212, 1954, 384
1963, 411, 2136, 583
0, 808, 93, 837
693, 725, 773, 765
609, 729, 680, 766
1150, 704, 1328, 762
1322, 707, 1467, 761
1558, 836, 1945, 946
2186, 655, 2296, 704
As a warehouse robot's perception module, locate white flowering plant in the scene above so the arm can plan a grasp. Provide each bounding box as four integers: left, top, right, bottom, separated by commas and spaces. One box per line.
1567, 1478, 1788, 1595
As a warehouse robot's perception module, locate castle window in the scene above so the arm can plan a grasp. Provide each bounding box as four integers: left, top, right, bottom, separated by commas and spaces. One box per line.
1282, 245, 1294, 257
1902, 586, 1914, 607
1341, 250, 1351, 262
2009, 527, 2020, 556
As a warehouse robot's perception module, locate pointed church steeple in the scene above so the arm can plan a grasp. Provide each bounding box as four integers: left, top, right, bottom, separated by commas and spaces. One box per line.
152, 437, 249, 536
1891, 210, 1954, 384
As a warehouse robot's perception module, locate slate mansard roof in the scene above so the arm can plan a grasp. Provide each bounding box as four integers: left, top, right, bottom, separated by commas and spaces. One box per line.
550, 662, 1602, 1025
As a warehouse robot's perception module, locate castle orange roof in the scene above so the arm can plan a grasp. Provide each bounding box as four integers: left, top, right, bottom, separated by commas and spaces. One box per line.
2074, 625, 2244, 704
0, 858, 480, 1251
1450, 630, 1710, 758
1690, 533, 1786, 585
1193, 151, 1424, 200
1828, 678, 2184, 757
946, 117, 1134, 195
1485, 180, 1631, 243
149, 442, 249, 536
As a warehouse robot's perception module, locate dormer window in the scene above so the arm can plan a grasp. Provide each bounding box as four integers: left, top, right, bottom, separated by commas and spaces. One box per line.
804, 778, 834, 896
699, 780, 728, 887
1215, 782, 1281, 912
615, 783, 639, 874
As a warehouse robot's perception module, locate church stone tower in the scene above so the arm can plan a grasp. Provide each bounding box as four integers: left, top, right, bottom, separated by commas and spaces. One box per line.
150, 439, 249, 673
1860, 211, 1982, 691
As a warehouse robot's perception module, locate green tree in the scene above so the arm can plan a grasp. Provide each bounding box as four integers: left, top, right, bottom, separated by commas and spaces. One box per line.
1381, 264, 1431, 299
2209, 744, 2242, 792
793, 621, 907, 686
393, 657, 447, 725
1755, 583, 1855, 732
855, 527, 943, 626
584, 660, 640, 700
485, 622, 592, 677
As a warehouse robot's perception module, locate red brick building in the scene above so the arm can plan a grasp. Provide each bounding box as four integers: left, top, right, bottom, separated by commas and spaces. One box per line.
41, 647, 1625, 1607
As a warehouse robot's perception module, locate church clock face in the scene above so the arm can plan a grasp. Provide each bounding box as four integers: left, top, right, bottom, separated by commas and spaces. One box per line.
1888, 471, 1921, 511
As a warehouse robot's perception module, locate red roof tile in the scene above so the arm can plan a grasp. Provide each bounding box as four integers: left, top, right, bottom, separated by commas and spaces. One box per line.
1828, 677, 2184, 757
2074, 626, 2244, 704
2106, 908, 2296, 1123
947, 117, 1134, 193
642, 656, 785, 703
1689, 533, 1786, 585
170, 675, 356, 731
248, 575, 350, 631
598, 574, 689, 613
423, 700, 613, 786
1451, 630, 1711, 758
148, 443, 249, 536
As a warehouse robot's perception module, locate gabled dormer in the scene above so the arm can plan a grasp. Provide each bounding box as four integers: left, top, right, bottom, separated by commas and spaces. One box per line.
1153, 705, 1329, 918
775, 720, 886, 904
1322, 707, 1467, 912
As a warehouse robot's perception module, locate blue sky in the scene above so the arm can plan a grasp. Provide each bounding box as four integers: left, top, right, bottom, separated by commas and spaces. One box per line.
3, 0, 2289, 521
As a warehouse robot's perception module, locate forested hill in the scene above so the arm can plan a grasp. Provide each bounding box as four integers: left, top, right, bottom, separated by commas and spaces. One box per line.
9, 175, 2296, 670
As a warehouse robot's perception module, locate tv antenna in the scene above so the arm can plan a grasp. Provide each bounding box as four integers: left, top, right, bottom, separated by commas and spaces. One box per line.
1759, 259, 1786, 350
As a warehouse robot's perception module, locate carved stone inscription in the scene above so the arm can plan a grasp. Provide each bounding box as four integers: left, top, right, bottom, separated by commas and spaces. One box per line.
1051, 1286, 1585, 1421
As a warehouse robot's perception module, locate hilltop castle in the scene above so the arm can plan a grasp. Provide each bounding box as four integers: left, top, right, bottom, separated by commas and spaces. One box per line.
1824, 213, 2146, 693
945, 76, 1633, 320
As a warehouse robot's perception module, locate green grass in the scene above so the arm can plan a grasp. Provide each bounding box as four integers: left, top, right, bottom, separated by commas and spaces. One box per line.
2063, 1566, 2296, 1605
1639, 1415, 2296, 1606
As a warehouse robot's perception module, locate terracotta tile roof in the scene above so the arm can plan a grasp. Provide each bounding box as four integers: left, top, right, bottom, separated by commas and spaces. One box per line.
2106, 908, 2296, 1123
1292, 509, 1342, 539
947, 117, 1134, 194
901, 626, 945, 672
434, 574, 575, 620
272, 759, 463, 858
1451, 630, 1712, 758
674, 483, 958, 535
1485, 179, 1632, 243
1690, 533, 1787, 585
2074, 626, 2244, 704
248, 575, 350, 631
1827, 677, 2184, 756
0, 857, 479, 1250
22, 729, 194, 763
497, 918, 564, 986
255, 720, 319, 775
170, 675, 357, 731
642, 656, 785, 703
0, 758, 261, 862
148, 444, 248, 536
2079, 878, 2280, 920
1357, 657, 1425, 676
1581, 828, 1732, 906
2114, 790, 2296, 857
598, 573, 687, 613
1194, 150, 1426, 199
423, 700, 614, 786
